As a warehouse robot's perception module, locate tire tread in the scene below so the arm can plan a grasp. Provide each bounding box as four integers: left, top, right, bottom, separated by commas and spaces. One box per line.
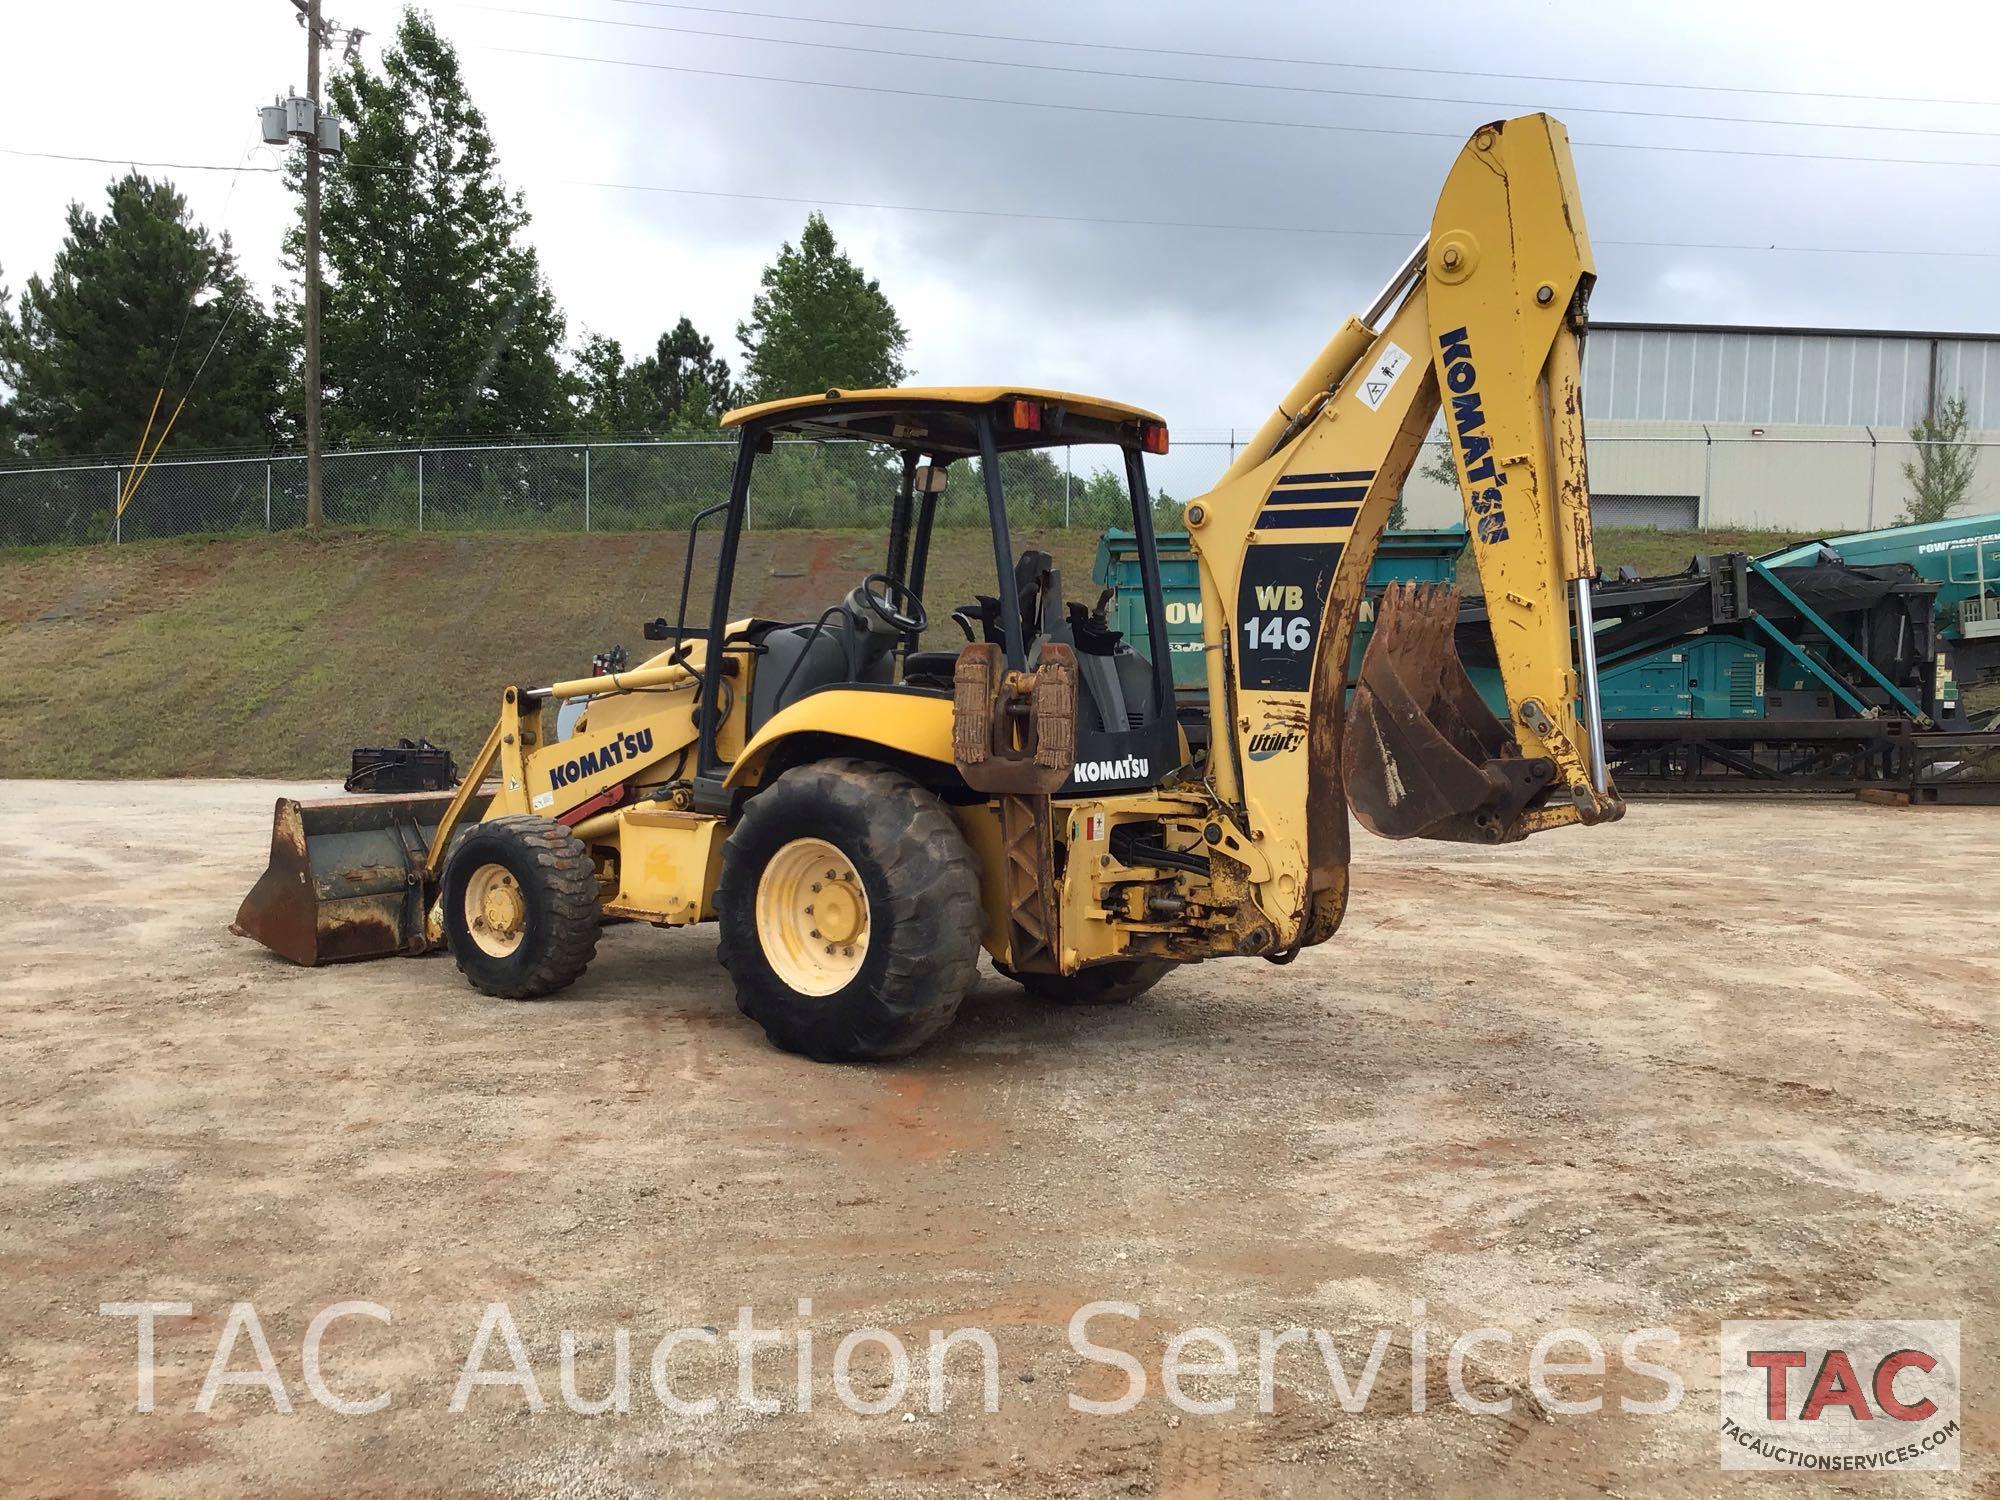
717, 759, 983, 1060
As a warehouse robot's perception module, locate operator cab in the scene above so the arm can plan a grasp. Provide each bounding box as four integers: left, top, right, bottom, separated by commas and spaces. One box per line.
684, 387, 1182, 796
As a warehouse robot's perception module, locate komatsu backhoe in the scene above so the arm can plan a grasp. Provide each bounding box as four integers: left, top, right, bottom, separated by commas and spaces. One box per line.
235, 113, 1624, 1061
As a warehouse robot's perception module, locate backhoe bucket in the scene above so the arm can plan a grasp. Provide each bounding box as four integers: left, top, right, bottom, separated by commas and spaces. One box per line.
231, 790, 489, 965
1344, 583, 1517, 841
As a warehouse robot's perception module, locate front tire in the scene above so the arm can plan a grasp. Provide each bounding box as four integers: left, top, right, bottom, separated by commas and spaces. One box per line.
442, 815, 600, 999
717, 759, 982, 1061
997, 958, 1176, 1006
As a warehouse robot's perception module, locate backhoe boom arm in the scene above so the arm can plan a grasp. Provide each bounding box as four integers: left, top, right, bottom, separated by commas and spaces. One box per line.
1186, 113, 1624, 953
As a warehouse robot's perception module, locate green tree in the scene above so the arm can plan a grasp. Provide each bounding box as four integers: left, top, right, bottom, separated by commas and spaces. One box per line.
573, 331, 653, 434
1392, 436, 1458, 531
299, 9, 570, 442
663, 372, 724, 438
1899, 394, 1979, 525
651, 316, 734, 420
0, 264, 19, 457
573, 317, 734, 434
737, 213, 908, 402
8, 176, 283, 458
1073, 465, 1130, 529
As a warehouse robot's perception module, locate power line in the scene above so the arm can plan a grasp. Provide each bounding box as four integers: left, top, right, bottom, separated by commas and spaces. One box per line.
463, 2, 1998, 140
6, 145, 1997, 258
600, 0, 2001, 112
0, 146, 288, 174
479, 44, 2001, 169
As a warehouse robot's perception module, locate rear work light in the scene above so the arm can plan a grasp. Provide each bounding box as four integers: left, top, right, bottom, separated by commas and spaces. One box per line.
1007, 398, 1042, 431
1141, 422, 1170, 455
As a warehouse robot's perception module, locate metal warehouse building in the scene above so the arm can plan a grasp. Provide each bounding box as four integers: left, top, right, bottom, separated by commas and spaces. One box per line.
1402, 321, 2000, 533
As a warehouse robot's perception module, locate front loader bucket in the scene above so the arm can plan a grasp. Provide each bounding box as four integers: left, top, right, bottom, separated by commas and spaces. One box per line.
1344, 583, 1520, 841
231, 790, 489, 965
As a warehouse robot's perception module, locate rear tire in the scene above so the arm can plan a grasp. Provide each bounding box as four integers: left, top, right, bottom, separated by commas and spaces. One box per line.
442, 815, 600, 999
717, 759, 982, 1061
997, 958, 1176, 1006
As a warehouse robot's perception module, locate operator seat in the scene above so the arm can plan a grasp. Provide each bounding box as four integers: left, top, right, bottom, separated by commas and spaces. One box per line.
748, 583, 898, 731
900, 548, 1059, 688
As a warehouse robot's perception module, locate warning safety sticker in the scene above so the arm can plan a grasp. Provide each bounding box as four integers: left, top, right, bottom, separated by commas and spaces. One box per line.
1355, 342, 1411, 411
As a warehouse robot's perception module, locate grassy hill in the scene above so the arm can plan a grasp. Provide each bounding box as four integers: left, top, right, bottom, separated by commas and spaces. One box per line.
0, 525, 1812, 779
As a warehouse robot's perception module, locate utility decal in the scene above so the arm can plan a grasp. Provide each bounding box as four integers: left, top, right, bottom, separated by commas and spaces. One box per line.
1356, 342, 1411, 411
1070, 756, 1150, 784
548, 727, 655, 789
1437, 326, 1511, 544
1247, 704, 1309, 761
1235, 543, 1340, 693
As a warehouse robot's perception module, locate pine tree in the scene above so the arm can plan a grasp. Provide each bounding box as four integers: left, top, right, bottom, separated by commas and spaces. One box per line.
650, 316, 734, 421
298, 9, 571, 442
1900, 394, 1978, 525
7, 177, 283, 458
572, 316, 733, 434
737, 213, 908, 402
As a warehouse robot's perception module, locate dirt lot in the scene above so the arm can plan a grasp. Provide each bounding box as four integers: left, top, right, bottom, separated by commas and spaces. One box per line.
0, 782, 1993, 1498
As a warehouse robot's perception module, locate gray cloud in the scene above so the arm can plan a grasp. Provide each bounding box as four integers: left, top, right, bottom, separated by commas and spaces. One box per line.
2, 0, 1995, 429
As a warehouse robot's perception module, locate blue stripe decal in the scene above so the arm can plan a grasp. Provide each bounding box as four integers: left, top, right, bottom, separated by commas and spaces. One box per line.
1255, 506, 1358, 530
1276, 470, 1375, 485
1265, 484, 1368, 506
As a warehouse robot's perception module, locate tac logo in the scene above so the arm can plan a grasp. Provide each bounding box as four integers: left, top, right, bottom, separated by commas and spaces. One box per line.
1719, 1320, 1959, 1471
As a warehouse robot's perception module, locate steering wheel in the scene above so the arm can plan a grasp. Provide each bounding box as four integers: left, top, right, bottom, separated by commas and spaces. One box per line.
859, 572, 928, 634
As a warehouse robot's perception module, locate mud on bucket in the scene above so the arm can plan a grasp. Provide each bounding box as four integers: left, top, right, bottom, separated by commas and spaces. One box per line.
231, 790, 490, 965
1342, 582, 1525, 843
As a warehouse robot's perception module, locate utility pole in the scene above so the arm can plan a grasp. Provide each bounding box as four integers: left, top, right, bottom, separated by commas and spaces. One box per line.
263, 2, 349, 531
302, 0, 324, 530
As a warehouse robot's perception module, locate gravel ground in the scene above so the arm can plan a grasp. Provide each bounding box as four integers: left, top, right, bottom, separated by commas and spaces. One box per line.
0, 781, 1993, 1498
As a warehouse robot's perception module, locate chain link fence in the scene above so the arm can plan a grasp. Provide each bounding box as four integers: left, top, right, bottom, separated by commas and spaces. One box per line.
0, 438, 1225, 548
0, 431, 1994, 549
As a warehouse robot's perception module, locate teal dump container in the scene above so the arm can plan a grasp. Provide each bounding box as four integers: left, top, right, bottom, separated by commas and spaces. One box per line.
1367, 526, 1468, 587
1094, 530, 1207, 689
1096, 526, 1469, 691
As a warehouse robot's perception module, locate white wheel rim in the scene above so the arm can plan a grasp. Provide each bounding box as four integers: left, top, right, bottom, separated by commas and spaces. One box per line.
755, 837, 870, 997
464, 862, 527, 958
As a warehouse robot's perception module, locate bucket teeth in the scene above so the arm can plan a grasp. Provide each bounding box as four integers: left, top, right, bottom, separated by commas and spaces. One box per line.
1343, 583, 1515, 841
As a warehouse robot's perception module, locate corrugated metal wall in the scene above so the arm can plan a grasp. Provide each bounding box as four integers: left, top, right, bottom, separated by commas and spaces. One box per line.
1581, 326, 1999, 430
1397, 424, 2000, 533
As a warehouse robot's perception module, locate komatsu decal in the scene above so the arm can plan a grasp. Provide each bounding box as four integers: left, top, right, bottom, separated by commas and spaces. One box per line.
1437, 326, 1510, 544
1071, 755, 1149, 784
549, 727, 654, 788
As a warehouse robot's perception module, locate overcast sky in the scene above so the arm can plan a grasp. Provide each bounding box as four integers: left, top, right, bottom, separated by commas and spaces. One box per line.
3, 0, 1997, 434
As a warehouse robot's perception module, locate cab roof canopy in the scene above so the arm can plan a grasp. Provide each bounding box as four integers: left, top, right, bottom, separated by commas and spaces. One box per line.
721, 386, 1165, 458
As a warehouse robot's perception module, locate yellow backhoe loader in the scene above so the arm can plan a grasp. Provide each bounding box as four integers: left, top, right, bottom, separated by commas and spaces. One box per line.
235, 113, 1624, 1060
